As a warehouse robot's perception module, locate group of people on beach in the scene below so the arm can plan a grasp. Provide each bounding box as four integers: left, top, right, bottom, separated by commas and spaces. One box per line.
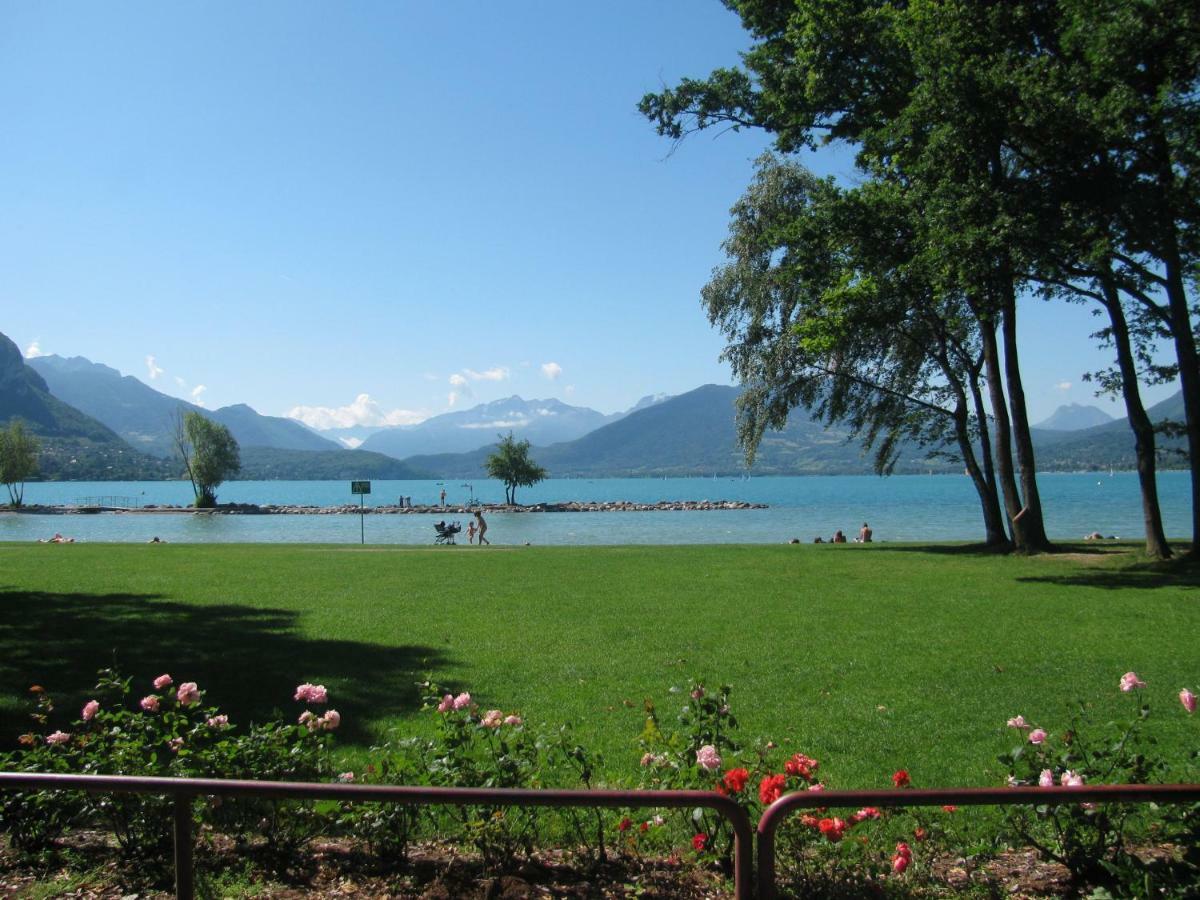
810, 522, 873, 544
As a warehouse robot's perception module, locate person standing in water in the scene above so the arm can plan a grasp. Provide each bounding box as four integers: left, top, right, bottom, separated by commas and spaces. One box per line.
474, 510, 489, 545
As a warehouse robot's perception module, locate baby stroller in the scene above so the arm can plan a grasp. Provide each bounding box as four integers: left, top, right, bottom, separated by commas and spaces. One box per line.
434, 520, 462, 545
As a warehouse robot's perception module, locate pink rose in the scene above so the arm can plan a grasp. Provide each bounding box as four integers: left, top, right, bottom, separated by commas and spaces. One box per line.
640, 752, 657, 767
153, 674, 173, 690
140, 695, 161, 712
321, 709, 341, 730
1060, 770, 1084, 788
294, 683, 328, 704
1038, 769, 1054, 787
695, 744, 721, 771
337, 772, 355, 783
437, 694, 454, 713
177, 682, 200, 706
503, 715, 522, 726
481, 709, 503, 728
81, 700, 100, 722
45, 730, 71, 746
168, 737, 184, 752
206, 715, 228, 728
1028, 728, 1047, 745
1119, 671, 1146, 692
1006, 715, 1029, 729
452, 692, 471, 710
1181, 689, 1197, 714
299, 710, 317, 729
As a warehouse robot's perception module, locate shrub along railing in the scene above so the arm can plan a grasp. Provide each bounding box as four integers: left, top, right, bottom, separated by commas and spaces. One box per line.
2, 774, 1198, 899
756, 783, 1200, 900
0, 772, 755, 900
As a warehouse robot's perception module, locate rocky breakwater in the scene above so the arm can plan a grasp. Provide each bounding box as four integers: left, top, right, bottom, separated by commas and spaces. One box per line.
123, 500, 769, 515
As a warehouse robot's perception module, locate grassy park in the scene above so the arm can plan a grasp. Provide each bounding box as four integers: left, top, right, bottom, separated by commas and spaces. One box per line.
3, 540, 1197, 788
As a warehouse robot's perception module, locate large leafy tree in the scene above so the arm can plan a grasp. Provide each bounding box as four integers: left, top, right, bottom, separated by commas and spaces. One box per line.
0, 419, 40, 507
174, 411, 240, 508
484, 432, 547, 506
643, 0, 1198, 555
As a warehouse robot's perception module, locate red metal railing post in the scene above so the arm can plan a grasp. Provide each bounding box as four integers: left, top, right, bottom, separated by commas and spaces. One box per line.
173, 793, 194, 900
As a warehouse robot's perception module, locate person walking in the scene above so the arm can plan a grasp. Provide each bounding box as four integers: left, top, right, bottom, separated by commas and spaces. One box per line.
474, 510, 489, 545
466, 519, 477, 544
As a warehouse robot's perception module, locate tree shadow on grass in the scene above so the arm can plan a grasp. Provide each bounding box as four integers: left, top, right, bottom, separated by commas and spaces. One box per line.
0, 588, 456, 748
1014, 556, 1200, 591
861, 542, 1016, 557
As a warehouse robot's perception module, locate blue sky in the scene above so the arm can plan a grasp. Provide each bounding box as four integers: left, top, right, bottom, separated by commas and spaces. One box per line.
1, 2, 1179, 429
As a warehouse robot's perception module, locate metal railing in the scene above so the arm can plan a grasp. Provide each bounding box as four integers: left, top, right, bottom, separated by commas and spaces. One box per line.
70, 496, 142, 509
3, 774, 1199, 899
756, 784, 1200, 900
0, 772, 753, 900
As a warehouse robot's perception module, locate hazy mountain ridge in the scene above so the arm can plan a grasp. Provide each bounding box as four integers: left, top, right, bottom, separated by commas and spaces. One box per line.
0, 334, 175, 480
29, 354, 340, 456
360, 395, 624, 458
1034, 403, 1115, 431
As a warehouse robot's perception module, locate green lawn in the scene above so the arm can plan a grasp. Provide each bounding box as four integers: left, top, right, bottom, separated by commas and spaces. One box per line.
1, 541, 1197, 789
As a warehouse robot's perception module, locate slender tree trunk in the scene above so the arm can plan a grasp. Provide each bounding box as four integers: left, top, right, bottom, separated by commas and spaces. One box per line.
968, 366, 1002, 537
1150, 130, 1200, 558
999, 280, 1052, 551
1100, 273, 1172, 559
951, 391, 1008, 546
978, 312, 1030, 548
1161, 251, 1200, 559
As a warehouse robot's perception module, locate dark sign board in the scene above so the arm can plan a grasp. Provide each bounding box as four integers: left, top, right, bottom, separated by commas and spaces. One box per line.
350, 480, 371, 495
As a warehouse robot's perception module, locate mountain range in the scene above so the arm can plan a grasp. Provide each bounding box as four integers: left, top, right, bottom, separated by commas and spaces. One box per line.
0, 329, 1188, 481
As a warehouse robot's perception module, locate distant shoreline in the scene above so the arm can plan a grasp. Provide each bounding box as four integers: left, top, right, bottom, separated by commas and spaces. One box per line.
4, 499, 769, 516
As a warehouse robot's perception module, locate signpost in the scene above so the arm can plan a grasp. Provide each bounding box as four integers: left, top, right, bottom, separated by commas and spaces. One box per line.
350, 480, 370, 544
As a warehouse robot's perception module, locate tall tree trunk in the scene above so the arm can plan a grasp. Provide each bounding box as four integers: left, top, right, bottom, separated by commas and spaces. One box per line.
968, 365, 1003, 537
1100, 273, 1172, 559
977, 312, 1030, 548
951, 387, 1008, 546
1161, 249, 1200, 559
998, 283, 1052, 551
1150, 130, 1200, 558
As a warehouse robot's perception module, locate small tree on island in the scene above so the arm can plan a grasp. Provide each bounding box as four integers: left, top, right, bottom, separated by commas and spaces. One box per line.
484, 431, 546, 505
173, 411, 240, 508
0, 419, 40, 507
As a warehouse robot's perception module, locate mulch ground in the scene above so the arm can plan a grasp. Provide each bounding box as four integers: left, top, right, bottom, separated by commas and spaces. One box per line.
0, 832, 1185, 898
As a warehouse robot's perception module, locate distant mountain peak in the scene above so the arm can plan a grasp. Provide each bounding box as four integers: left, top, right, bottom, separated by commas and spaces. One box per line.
1035, 403, 1116, 432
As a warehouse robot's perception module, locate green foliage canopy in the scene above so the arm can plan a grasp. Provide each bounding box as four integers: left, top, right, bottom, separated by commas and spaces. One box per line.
484, 432, 546, 505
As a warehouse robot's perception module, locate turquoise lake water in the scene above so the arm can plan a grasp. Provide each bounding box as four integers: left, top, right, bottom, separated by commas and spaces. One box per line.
0, 472, 1191, 546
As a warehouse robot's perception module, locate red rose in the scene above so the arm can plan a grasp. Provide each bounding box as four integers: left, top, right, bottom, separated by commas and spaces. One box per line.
913, 827, 927, 842
817, 817, 847, 842
618, 817, 632, 832
722, 767, 750, 793
759, 773, 788, 805
892, 769, 911, 788
639, 821, 649, 833
785, 753, 819, 780
692, 833, 708, 852
942, 804, 958, 813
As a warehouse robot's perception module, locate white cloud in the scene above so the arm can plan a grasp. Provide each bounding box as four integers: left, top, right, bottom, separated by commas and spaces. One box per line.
146, 355, 164, 380
190, 384, 207, 407
174, 376, 187, 388
448, 391, 462, 407
338, 437, 364, 449
285, 393, 427, 430
1056, 381, 1072, 391
463, 366, 509, 382
24, 340, 45, 358
449, 373, 469, 388
540, 362, 563, 381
